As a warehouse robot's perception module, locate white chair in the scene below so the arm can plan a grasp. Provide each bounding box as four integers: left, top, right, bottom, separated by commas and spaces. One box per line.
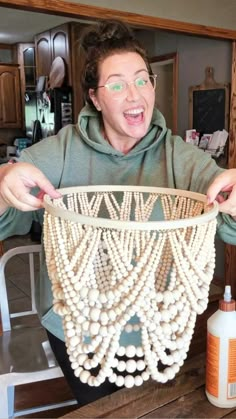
0, 244, 77, 418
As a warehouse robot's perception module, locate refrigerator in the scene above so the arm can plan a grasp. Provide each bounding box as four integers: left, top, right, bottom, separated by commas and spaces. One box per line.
24, 86, 73, 143
24, 91, 38, 140
50, 86, 73, 135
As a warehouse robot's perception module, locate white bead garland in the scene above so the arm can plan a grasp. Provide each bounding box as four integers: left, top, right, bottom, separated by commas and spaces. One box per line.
43, 187, 218, 388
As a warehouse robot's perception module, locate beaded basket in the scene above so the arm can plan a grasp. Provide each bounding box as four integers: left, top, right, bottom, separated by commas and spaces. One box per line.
43, 185, 218, 388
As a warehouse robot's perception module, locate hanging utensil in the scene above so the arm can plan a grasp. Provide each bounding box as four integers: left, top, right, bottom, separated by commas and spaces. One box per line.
48, 56, 66, 89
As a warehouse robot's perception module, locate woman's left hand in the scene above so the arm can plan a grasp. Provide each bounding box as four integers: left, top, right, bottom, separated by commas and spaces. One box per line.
207, 169, 236, 218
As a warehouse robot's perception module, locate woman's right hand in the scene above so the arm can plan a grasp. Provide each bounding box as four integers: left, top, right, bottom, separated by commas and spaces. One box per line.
0, 162, 61, 214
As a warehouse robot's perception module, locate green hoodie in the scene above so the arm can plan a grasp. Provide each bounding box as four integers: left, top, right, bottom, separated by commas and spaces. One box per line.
1, 106, 236, 340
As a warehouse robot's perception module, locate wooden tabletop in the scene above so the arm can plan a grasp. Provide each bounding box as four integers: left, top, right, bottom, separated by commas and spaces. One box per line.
61, 352, 236, 418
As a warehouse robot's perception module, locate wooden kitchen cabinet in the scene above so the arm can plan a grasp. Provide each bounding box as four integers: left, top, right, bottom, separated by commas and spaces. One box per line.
17, 43, 36, 92
17, 43, 36, 128
50, 24, 72, 85
35, 22, 86, 122
35, 24, 71, 85
35, 30, 51, 81
0, 64, 22, 128
70, 22, 87, 123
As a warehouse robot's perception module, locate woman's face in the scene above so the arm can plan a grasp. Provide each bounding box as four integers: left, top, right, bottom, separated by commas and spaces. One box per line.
89, 52, 155, 152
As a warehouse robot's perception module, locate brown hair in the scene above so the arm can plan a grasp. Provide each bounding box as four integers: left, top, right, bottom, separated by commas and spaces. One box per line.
80, 19, 152, 110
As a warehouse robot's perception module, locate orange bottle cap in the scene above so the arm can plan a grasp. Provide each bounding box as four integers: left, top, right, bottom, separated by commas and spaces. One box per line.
219, 299, 236, 311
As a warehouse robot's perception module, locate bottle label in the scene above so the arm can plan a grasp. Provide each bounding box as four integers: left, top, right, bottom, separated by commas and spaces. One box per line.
228, 339, 236, 399
206, 332, 219, 397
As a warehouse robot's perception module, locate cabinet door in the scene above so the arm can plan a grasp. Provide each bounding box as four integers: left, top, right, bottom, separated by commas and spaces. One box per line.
18, 43, 36, 92
35, 31, 52, 79
50, 24, 72, 85
0, 65, 22, 128
17, 43, 36, 129
70, 23, 87, 122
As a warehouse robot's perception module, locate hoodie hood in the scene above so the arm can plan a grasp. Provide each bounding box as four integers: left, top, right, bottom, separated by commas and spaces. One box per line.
77, 104, 168, 157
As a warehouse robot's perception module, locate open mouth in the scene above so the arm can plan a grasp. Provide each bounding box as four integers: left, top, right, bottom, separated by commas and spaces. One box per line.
124, 108, 144, 124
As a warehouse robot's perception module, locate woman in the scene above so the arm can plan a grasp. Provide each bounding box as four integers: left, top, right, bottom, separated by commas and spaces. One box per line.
0, 19, 236, 405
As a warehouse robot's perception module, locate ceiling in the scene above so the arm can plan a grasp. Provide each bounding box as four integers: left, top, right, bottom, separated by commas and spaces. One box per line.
0, 6, 149, 47
0, 7, 87, 44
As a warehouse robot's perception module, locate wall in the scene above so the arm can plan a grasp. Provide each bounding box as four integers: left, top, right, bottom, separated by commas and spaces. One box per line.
0, 49, 13, 63
137, 29, 231, 137
66, 0, 236, 31
136, 28, 229, 279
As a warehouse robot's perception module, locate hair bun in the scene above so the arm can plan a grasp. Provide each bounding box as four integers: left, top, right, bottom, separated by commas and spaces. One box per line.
99, 20, 135, 43
81, 31, 101, 49
81, 19, 135, 51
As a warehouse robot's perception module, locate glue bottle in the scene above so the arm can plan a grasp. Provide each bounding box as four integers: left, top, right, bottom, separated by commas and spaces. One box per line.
206, 285, 236, 408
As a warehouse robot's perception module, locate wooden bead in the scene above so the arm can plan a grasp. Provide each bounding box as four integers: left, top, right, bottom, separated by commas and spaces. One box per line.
44, 187, 217, 388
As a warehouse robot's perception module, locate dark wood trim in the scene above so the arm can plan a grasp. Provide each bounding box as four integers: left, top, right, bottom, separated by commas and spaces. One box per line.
1, 0, 236, 40
0, 62, 19, 67
150, 52, 176, 63
225, 41, 236, 299
173, 53, 179, 136
0, 241, 3, 256
0, 43, 14, 49
228, 41, 236, 169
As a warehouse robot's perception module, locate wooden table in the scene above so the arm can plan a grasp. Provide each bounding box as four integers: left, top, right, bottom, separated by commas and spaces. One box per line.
61, 352, 236, 418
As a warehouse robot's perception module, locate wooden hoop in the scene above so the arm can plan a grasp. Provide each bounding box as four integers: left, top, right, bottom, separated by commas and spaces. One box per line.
43, 185, 218, 231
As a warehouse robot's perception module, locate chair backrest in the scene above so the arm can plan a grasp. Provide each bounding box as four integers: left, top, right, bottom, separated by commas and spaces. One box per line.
0, 244, 78, 419
0, 244, 42, 332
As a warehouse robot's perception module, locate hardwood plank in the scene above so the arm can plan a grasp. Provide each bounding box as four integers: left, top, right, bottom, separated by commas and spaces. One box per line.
22, 405, 77, 418
141, 386, 236, 418
0, 240, 4, 256
15, 377, 76, 418
0, 0, 236, 39
15, 378, 73, 409
223, 410, 236, 418
61, 353, 206, 418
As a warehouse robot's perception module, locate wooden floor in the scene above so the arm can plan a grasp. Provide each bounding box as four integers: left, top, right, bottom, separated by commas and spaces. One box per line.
14, 378, 77, 418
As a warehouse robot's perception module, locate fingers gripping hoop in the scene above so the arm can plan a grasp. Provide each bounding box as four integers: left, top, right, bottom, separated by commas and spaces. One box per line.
43, 185, 218, 388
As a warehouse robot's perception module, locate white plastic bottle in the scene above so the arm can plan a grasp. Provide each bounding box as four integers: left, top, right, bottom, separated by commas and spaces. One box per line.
206, 285, 236, 407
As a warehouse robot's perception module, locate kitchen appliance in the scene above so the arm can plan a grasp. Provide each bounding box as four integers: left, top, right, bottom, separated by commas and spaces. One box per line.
51, 86, 73, 134
24, 91, 39, 139
47, 56, 73, 134
49, 57, 66, 89
24, 86, 73, 139
24, 56, 73, 140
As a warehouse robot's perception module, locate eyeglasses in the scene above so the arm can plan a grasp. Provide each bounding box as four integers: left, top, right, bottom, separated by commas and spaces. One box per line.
96, 74, 157, 97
